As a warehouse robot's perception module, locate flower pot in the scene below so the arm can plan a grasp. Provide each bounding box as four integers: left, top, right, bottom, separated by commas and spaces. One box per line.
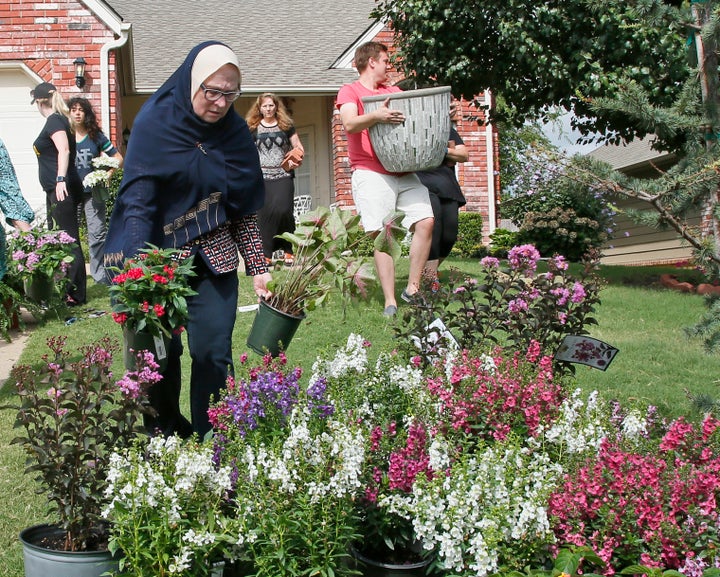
349, 544, 433, 577
246, 299, 305, 357
361, 86, 451, 172
123, 326, 170, 371
19, 524, 118, 577
23, 275, 55, 304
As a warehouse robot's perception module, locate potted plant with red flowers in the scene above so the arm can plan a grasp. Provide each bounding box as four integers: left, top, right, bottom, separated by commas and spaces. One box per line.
108, 245, 197, 370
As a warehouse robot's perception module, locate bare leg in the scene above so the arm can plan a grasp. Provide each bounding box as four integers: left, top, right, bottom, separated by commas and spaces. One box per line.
406, 217, 433, 295
374, 248, 397, 308
424, 258, 440, 279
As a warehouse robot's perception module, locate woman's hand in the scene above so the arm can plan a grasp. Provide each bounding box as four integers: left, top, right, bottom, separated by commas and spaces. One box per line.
253, 272, 273, 300
10, 219, 31, 232
55, 181, 68, 202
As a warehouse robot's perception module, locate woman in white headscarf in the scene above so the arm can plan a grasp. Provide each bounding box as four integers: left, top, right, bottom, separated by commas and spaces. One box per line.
105, 41, 272, 438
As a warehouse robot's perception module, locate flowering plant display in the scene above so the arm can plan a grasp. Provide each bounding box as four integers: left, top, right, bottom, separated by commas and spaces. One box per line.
426, 340, 567, 443
548, 414, 720, 575
208, 352, 366, 577
108, 245, 197, 338
394, 244, 601, 367
310, 334, 438, 563
385, 434, 562, 576
103, 436, 239, 577
6, 336, 156, 551
8, 227, 76, 282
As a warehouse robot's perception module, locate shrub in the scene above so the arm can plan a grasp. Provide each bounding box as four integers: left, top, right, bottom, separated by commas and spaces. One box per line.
517, 206, 609, 261
501, 154, 615, 261
394, 245, 602, 369
451, 212, 484, 258
488, 227, 520, 258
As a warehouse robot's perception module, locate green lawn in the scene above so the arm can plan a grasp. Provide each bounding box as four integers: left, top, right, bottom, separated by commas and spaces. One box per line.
0, 258, 717, 575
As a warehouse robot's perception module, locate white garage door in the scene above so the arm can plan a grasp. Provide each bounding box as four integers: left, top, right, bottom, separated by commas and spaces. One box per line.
0, 66, 47, 224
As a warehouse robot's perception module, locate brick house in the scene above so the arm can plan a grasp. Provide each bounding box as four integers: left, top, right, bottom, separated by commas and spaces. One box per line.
0, 0, 499, 241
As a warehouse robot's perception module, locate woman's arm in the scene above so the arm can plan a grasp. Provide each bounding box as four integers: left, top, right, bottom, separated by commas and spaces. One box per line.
290, 132, 304, 154
50, 130, 71, 201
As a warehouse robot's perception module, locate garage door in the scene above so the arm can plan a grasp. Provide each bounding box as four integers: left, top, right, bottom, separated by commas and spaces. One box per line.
0, 66, 47, 223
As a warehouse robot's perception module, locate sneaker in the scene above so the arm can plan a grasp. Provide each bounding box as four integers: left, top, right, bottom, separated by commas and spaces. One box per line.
383, 305, 398, 317
284, 254, 295, 267
401, 289, 426, 306
401, 289, 416, 303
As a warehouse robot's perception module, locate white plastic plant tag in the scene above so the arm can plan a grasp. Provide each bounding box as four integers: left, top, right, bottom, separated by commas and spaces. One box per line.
153, 335, 167, 360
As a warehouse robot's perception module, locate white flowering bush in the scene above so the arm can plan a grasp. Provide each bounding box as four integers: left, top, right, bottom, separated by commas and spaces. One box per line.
383, 435, 562, 577
310, 334, 440, 564
103, 436, 239, 576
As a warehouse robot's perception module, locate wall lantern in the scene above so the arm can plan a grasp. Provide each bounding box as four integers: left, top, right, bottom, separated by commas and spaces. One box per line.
73, 57, 87, 89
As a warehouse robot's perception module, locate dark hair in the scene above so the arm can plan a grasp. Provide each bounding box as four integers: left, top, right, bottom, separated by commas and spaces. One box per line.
354, 41, 388, 74
68, 97, 102, 141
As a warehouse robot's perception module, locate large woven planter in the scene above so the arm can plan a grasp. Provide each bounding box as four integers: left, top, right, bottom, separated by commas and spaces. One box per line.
361, 86, 451, 172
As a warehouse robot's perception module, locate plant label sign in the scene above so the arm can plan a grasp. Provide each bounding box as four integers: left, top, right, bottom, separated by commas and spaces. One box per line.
554, 335, 618, 371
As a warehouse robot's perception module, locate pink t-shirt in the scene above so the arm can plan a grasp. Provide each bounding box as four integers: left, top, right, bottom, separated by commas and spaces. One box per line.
336, 81, 402, 175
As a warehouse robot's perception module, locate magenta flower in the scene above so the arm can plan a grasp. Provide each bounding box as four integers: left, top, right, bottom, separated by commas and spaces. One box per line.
508, 244, 541, 273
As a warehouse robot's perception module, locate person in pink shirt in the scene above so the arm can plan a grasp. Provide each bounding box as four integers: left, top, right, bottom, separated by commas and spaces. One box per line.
336, 41, 434, 317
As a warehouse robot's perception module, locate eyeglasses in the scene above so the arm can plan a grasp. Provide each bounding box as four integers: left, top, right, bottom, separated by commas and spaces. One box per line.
200, 83, 242, 103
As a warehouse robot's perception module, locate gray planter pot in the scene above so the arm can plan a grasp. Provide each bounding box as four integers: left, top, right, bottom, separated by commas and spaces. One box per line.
19, 524, 118, 577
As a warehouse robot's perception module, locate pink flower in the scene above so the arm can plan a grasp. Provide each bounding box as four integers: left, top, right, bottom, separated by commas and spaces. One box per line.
571, 282, 587, 303
507, 244, 541, 273
480, 256, 500, 268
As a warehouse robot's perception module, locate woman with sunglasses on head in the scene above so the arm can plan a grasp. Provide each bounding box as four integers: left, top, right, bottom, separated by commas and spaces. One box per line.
245, 93, 304, 266
31, 82, 87, 306
104, 41, 271, 438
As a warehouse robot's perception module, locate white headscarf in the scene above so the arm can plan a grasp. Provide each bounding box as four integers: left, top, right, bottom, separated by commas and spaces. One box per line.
190, 44, 241, 98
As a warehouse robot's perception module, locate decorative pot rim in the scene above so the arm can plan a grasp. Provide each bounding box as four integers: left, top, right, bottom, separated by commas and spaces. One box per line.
361, 85, 451, 104
258, 297, 307, 321
19, 523, 114, 557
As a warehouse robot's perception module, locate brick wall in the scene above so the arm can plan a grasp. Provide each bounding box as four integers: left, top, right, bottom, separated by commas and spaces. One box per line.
0, 1, 121, 145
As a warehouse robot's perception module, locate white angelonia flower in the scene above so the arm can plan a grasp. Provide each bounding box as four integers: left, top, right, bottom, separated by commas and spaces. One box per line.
622, 409, 648, 441
91, 155, 121, 169
309, 332, 368, 382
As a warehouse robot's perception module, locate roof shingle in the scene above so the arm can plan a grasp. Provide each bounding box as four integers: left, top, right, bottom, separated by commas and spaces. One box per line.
107, 0, 378, 93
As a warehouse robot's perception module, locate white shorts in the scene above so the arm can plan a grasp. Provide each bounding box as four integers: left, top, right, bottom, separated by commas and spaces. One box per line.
351, 169, 434, 232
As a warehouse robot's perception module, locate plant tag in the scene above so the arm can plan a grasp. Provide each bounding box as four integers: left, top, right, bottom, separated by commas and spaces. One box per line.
554, 335, 618, 371
153, 335, 167, 360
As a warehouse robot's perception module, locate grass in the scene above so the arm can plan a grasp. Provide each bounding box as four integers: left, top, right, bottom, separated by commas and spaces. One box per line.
0, 257, 717, 575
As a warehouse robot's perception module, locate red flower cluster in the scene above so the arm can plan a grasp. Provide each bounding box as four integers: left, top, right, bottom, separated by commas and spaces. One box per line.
427, 341, 565, 442
107, 246, 196, 338
549, 415, 720, 574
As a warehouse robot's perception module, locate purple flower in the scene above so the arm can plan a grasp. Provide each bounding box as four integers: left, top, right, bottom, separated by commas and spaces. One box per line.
480, 256, 500, 269
571, 282, 586, 303
508, 298, 529, 313
507, 244, 540, 274
551, 255, 569, 271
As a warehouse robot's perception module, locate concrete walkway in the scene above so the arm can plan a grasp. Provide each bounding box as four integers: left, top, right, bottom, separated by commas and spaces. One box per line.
0, 310, 36, 387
